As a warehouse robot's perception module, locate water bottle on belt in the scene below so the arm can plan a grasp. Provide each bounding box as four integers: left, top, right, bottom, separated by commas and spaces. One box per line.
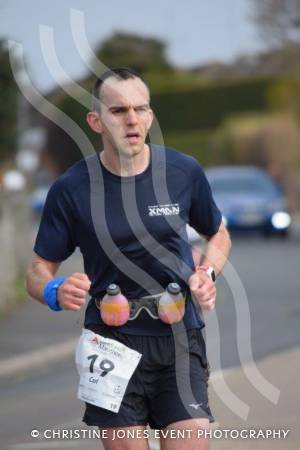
100, 284, 130, 326
97, 282, 185, 326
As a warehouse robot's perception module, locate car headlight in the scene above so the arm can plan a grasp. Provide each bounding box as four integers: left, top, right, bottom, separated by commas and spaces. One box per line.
271, 212, 291, 229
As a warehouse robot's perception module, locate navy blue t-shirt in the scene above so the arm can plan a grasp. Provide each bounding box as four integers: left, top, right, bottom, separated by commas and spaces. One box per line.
34, 145, 222, 335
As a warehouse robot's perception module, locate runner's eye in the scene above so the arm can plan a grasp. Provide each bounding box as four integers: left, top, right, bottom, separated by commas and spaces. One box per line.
111, 107, 127, 114
134, 106, 149, 113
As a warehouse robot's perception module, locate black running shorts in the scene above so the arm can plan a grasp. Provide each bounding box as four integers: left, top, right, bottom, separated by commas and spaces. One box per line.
82, 325, 214, 429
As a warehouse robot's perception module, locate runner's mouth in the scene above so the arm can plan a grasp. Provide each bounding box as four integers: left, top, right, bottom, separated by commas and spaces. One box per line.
125, 132, 140, 138
125, 132, 141, 143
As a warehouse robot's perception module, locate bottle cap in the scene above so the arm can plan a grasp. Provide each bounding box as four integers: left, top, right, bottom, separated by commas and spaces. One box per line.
106, 284, 120, 295
167, 282, 181, 295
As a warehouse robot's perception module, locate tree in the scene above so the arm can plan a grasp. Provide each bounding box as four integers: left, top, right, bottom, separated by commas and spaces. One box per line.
250, 0, 300, 47
94, 32, 171, 73
0, 40, 18, 163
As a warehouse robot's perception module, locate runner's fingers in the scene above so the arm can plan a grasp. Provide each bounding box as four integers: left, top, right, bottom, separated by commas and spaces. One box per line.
65, 303, 82, 311
70, 296, 86, 306
63, 280, 90, 294
71, 272, 91, 285
70, 278, 91, 292
193, 285, 215, 300
192, 276, 213, 293
60, 291, 85, 306
202, 297, 216, 310
199, 294, 214, 304
66, 296, 85, 307
57, 298, 82, 311
69, 287, 87, 299
73, 272, 89, 280
189, 273, 202, 291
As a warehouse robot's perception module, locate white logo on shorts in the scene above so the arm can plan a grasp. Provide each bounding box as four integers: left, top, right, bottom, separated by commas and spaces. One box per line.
189, 403, 203, 410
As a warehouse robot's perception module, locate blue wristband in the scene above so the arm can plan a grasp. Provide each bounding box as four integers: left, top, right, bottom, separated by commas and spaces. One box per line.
43, 278, 65, 311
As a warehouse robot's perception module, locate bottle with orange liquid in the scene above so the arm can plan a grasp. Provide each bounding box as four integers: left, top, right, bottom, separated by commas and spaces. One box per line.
100, 284, 130, 326
158, 283, 185, 324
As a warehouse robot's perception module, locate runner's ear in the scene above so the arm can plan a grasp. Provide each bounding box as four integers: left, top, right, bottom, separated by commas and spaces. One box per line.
146, 108, 153, 132
86, 112, 103, 134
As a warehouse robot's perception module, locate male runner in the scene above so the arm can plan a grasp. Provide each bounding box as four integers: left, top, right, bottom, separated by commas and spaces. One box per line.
26, 68, 231, 450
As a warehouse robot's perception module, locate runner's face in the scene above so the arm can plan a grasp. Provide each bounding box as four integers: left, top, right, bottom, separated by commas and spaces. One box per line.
98, 77, 153, 158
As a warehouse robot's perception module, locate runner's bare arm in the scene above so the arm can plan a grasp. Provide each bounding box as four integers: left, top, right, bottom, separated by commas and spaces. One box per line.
25, 253, 91, 311
201, 221, 231, 276
189, 222, 231, 311
25, 253, 61, 304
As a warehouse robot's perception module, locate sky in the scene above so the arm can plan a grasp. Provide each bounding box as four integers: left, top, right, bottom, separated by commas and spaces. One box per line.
0, 0, 265, 92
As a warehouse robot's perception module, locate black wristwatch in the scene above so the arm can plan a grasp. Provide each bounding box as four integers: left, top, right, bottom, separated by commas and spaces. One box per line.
207, 266, 216, 282
199, 265, 216, 282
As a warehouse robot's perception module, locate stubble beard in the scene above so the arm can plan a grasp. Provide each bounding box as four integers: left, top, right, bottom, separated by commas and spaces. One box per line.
114, 138, 146, 160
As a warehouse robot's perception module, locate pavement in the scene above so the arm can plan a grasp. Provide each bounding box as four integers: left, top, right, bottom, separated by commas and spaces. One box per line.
210, 346, 300, 449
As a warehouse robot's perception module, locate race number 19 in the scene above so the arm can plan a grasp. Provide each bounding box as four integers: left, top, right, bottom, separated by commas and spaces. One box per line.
87, 354, 115, 377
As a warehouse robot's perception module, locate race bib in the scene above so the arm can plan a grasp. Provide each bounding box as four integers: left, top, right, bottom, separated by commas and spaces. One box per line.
75, 329, 142, 413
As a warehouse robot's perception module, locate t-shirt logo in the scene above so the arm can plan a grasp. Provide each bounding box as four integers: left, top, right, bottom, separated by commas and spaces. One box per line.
148, 203, 180, 216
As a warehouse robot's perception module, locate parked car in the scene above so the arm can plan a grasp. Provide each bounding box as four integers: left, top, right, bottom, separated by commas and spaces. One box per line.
205, 166, 291, 237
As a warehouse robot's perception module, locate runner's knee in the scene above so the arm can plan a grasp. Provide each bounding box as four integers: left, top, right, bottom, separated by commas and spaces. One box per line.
99, 426, 149, 450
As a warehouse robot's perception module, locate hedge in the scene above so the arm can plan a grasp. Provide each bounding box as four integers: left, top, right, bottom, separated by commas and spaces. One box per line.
150, 77, 274, 132
0, 41, 18, 163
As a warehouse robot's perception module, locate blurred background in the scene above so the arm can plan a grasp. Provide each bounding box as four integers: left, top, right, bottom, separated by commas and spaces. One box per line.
0, 1, 300, 449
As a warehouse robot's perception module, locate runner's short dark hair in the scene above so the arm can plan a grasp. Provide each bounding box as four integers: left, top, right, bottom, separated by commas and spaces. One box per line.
91, 67, 149, 113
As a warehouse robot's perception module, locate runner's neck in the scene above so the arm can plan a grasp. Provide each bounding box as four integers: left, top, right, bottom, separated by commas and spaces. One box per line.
99, 145, 150, 177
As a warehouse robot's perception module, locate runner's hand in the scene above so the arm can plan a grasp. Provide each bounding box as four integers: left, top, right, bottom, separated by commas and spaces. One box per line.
188, 267, 216, 311
57, 273, 91, 311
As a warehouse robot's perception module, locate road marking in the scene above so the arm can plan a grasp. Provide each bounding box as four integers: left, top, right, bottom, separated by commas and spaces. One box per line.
0, 338, 77, 379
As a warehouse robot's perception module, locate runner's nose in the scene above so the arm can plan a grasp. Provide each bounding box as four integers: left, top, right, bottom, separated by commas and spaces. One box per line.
125, 108, 138, 125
